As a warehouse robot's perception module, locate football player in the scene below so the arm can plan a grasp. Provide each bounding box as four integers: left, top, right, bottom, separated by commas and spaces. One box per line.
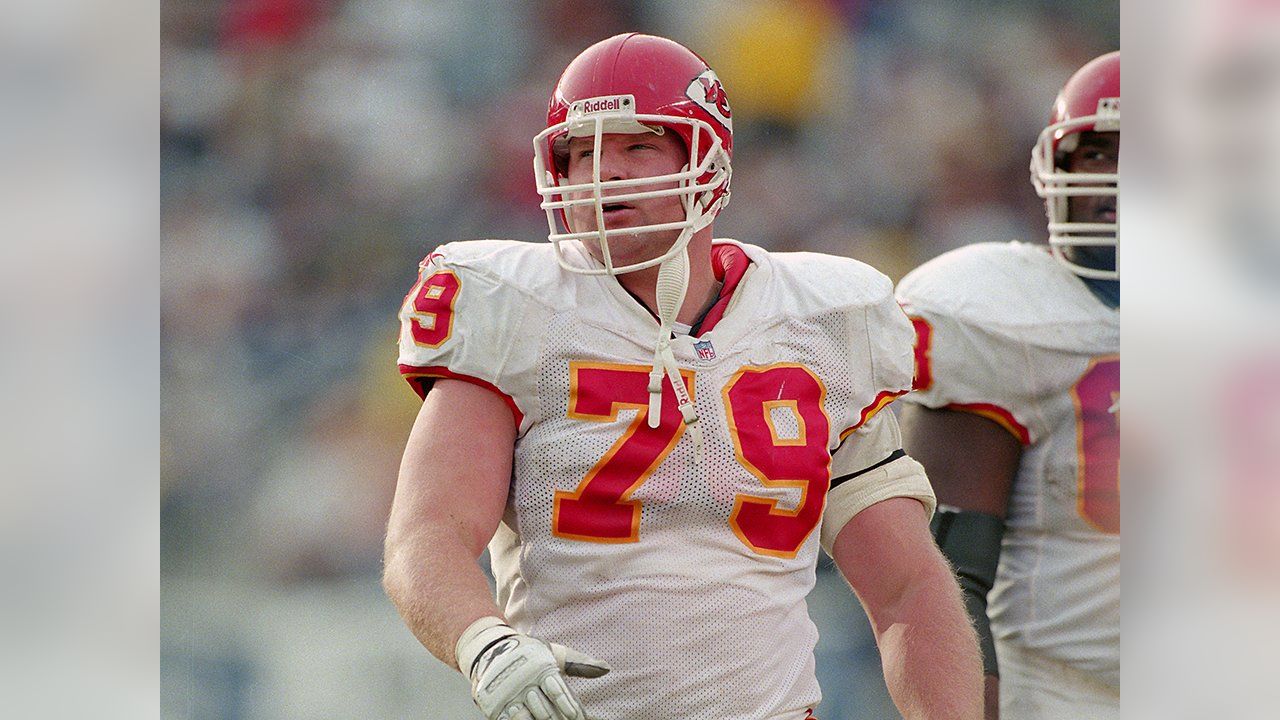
896, 52, 1120, 719
383, 33, 982, 720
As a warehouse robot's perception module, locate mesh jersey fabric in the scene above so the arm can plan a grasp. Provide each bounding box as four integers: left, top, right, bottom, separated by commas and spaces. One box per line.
398, 238, 916, 719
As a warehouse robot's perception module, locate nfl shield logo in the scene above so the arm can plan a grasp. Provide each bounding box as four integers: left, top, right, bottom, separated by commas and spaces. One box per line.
694, 340, 716, 361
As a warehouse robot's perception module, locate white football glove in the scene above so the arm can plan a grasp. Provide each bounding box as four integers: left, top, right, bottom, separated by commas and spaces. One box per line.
455, 616, 610, 720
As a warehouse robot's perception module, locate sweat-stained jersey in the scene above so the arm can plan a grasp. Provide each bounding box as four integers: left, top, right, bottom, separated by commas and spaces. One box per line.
896, 242, 1120, 691
397, 238, 923, 720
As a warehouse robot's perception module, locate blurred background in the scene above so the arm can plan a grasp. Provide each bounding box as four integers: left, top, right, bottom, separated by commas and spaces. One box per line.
159, 0, 1119, 717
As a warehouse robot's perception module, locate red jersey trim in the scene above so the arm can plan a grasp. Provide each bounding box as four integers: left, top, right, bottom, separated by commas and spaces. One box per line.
946, 402, 1031, 444
397, 363, 525, 428
698, 243, 753, 334
839, 388, 908, 440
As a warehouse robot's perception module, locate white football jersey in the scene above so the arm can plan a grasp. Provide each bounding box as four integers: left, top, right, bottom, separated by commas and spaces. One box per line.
397, 239, 921, 720
896, 242, 1120, 689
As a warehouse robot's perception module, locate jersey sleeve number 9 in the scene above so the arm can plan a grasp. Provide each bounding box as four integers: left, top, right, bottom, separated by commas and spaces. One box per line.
405, 269, 460, 348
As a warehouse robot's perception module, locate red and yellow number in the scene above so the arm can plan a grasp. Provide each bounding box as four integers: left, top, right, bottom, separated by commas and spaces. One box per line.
722, 364, 833, 558
907, 315, 934, 391
552, 363, 694, 543
555, 363, 835, 556
405, 269, 460, 348
1072, 356, 1120, 534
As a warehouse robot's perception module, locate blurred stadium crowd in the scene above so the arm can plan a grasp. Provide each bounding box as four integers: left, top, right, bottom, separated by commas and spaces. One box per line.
161, 0, 1116, 717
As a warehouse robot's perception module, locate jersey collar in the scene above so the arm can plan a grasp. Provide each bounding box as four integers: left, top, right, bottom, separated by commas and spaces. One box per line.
690, 241, 753, 336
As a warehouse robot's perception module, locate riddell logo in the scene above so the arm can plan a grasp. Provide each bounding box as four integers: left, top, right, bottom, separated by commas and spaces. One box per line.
686, 69, 732, 132
572, 95, 634, 115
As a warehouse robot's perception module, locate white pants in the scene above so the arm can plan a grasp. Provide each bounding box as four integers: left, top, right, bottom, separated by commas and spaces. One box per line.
998, 642, 1119, 719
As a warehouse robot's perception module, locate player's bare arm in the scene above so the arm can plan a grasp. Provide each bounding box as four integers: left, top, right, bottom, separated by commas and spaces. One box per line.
832, 496, 983, 720
899, 405, 1023, 720
899, 407, 1022, 516
384, 378, 608, 720
383, 378, 516, 667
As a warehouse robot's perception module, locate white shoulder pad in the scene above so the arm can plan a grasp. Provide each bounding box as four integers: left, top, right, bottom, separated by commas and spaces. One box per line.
426, 239, 568, 302
896, 242, 1115, 348
396, 240, 555, 433
760, 247, 897, 314
895, 242, 1119, 445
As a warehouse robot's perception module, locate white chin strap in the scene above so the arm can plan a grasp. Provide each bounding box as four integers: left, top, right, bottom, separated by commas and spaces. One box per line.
646, 238, 702, 466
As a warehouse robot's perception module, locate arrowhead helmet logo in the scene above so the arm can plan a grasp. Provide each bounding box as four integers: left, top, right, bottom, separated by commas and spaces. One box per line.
686, 69, 732, 133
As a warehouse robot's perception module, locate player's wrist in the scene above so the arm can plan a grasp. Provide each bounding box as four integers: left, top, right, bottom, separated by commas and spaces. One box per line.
454, 615, 515, 679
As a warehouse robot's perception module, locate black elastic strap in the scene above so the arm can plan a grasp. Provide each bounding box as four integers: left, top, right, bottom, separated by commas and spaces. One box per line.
830, 449, 906, 489
932, 508, 1006, 677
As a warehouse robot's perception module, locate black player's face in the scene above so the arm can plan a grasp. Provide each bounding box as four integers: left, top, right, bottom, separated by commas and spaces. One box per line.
1064, 131, 1119, 223
1064, 131, 1119, 271
564, 131, 689, 265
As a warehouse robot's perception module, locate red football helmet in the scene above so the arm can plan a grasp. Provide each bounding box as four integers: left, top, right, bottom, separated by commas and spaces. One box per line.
533, 33, 734, 275
1030, 51, 1120, 280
